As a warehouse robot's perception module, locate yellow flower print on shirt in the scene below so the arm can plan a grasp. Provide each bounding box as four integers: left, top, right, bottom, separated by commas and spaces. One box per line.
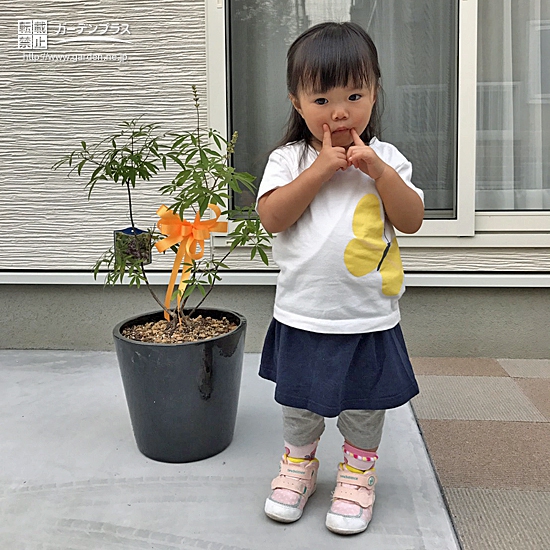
344, 194, 404, 296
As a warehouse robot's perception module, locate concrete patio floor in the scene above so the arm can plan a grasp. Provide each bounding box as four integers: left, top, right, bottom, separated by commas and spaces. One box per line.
0, 350, 460, 550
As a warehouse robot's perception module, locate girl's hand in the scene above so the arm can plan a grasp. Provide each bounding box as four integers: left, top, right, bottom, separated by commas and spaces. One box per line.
310, 124, 349, 181
347, 129, 424, 233
347, 128, 387, 180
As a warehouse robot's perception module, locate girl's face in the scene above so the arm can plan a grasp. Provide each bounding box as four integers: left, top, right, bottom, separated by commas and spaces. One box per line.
290, 84, 376, 150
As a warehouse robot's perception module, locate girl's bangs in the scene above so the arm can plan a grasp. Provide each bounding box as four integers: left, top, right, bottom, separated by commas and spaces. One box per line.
297, 37, 376, 93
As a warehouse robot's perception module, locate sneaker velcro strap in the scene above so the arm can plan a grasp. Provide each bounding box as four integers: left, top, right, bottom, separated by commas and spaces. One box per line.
279, 461, 311, 479
271, 474, 306, 493
332, 485, 375, 508
270, 462, 313, 493
336, 469, 377, 489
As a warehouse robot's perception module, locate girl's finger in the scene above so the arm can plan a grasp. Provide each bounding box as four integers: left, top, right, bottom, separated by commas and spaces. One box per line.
322, 124, 333, 149
351, 128, 364, 146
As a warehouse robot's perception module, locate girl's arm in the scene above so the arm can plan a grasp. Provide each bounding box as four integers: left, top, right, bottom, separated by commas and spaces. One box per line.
257, 125, 348, 233
372, 166, 424, 234
347, 129, 424, 234
257, 167, 324, 234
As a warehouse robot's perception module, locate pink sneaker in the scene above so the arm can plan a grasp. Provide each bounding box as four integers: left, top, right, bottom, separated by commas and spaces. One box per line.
325, 463, 377, 535
264, 455, 319, 523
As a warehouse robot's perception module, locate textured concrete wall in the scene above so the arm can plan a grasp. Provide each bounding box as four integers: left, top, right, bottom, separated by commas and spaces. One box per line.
0, 284, 276, 353
399, 287, 550, 359
1, 0, 206, 271
0, 285, 548, 358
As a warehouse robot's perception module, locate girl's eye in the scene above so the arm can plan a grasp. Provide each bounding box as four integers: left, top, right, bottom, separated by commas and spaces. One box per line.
349, 94, 362, 101
314, 98, 328, 105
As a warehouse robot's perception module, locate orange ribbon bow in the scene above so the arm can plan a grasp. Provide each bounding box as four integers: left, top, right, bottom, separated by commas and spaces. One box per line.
155, 204, 228, 320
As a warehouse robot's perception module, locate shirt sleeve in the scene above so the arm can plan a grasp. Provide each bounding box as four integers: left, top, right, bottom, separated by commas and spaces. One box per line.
394, 156, 425, 205
256, 147, 296, 206
373, 139, 425, 205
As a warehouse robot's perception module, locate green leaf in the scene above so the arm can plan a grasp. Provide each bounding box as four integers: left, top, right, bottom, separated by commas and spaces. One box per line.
182, 284, 196, 300
185, 149, 198, 164
228, 178, 242, 193
211, 133, 222, 149
258, 247, 269, 265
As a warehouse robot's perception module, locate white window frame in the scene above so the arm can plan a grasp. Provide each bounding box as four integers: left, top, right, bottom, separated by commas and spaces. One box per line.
206, 0, 228, 154
209, 0, 550, 249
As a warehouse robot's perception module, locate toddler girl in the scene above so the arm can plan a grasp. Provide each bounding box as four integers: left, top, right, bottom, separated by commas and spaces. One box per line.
256, 21, 424, 535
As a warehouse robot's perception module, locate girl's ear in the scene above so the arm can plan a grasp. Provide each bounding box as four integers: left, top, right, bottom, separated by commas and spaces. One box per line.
289, 94, 303, 117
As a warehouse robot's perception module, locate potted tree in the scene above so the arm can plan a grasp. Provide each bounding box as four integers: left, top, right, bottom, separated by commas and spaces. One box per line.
53, 86, 271, 463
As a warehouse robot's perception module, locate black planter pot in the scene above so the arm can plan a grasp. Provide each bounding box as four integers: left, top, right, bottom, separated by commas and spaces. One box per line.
113, 308, 246, 463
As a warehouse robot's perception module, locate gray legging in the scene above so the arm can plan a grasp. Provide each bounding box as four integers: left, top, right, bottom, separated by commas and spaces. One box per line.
282, 405, 386, 451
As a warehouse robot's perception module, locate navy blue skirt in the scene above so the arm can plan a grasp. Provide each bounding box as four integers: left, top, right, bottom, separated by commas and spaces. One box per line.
259, 319, 419, 417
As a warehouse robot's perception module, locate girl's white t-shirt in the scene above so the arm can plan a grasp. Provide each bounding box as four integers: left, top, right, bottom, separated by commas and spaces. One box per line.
257, 138, 424, 334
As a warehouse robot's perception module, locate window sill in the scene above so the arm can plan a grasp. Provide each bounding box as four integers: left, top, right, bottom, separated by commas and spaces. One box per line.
1, 271, 549, 287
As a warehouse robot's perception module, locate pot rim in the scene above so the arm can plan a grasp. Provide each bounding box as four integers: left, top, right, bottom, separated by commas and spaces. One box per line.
113, 308, 247, 347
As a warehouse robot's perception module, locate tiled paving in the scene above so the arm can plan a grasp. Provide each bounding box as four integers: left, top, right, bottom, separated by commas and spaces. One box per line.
413, 420, 550, 490
413, 376, 547, 422
444, 488, 550, 550
411, 357, 550, 550
498, 359, 550, 379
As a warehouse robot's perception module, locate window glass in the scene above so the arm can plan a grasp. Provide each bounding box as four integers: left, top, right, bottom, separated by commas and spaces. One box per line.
476, 0, 550, 210
228, 0, 458, 216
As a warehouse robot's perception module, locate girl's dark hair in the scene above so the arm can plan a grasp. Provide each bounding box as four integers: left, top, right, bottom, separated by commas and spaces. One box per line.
279, 21, 383, 148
